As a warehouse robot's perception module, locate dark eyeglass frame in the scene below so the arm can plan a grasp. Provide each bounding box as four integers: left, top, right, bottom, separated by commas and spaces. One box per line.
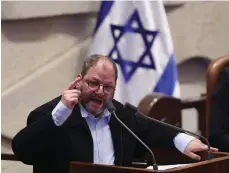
85, 81, 116, 94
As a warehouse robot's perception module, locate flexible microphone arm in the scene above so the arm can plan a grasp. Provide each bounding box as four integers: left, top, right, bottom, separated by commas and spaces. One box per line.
138, 111, 212, 159
105, 101, 158, 170
125, 102, 213, 160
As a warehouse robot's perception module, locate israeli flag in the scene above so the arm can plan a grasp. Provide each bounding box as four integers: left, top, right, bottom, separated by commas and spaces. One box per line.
89, 0, 180, 106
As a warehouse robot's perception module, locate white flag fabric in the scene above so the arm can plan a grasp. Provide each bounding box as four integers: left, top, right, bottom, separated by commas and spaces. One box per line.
89, 0, 180, 106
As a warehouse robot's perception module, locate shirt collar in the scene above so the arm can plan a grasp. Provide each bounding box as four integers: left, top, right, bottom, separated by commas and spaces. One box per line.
79, 104, 111, 123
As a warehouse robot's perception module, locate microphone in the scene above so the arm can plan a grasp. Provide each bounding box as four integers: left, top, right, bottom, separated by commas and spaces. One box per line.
125, 102, 213, 160
105, 101, 158, 170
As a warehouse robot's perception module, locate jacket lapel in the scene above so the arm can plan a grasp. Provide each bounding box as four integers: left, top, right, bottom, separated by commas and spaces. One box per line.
62, 104, 93, 162
109, 109, 123, 166
64, 104, 89, 129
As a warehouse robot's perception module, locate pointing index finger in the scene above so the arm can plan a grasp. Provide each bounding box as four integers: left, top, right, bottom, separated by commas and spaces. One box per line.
67, 77, 82, 90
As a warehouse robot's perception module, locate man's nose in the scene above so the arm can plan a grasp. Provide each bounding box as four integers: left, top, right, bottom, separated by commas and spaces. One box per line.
96, 85, 104, 94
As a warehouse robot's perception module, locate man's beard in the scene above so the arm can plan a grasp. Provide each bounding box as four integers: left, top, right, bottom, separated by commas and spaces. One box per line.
79, 91, 114, 116
79, 95, 106, 115
84, 102, 105, 115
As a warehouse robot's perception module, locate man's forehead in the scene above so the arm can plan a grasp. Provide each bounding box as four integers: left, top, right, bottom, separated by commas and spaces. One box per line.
97, 57, 113, 67
85, 65, 115, 82
88, 59, 114, 73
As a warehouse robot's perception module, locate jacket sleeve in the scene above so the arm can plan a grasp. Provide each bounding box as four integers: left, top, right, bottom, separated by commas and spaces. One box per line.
209, 68, 229, 152
11, 97, 61, 165
134, 112, 178, 158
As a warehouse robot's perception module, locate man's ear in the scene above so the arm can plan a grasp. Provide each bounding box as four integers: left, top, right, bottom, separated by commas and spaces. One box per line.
77, 74, 82, 79
77, 74, 83, 91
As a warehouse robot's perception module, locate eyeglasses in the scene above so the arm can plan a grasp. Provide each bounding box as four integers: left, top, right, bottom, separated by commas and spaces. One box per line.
85, 81, 115, 94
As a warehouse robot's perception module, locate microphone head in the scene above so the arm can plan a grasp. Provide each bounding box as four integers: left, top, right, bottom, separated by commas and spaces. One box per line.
105, 100, 116, 113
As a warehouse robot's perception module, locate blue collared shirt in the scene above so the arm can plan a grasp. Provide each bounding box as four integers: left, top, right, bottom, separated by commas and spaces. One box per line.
79, 104, 115, 165
52, 101, 194, 165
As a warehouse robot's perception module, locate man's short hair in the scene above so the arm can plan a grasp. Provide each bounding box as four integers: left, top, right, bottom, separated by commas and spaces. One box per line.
81, 54, 118, 81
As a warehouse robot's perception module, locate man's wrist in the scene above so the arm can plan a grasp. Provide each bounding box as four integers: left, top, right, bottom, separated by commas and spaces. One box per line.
52, 101, 73, 126
174, 133, 195, 153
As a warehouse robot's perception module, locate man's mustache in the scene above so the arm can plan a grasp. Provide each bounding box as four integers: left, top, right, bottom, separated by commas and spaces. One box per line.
89, 95, 105, 102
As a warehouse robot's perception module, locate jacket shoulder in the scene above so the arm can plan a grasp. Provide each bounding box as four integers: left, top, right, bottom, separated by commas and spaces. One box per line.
113, 99, 124, 110
27, 95, 62, 124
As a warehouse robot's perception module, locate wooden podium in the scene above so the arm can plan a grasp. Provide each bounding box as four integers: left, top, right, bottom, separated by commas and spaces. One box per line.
69, 151, 229, 173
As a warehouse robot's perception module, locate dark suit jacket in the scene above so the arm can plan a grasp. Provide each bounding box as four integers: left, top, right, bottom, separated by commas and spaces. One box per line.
12, 96, 177, 173
209, 66, 229, 152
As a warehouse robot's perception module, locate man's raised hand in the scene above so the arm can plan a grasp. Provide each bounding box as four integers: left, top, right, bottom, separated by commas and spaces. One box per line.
61, 77, 82, 109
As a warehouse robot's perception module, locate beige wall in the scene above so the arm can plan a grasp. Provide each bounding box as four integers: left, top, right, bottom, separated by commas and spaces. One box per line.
1, 1, 99, 19
2, 1, 229, 172
167, 1, 229, 62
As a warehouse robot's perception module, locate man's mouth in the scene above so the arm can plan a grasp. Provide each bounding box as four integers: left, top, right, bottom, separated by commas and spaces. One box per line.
90, 98, 104, 105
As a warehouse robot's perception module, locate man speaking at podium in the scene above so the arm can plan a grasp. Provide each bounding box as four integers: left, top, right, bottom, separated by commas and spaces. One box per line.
12, 55, 217, 173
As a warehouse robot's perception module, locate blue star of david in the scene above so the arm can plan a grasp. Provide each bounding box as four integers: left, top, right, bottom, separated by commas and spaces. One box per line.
108, 10, 159, 83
